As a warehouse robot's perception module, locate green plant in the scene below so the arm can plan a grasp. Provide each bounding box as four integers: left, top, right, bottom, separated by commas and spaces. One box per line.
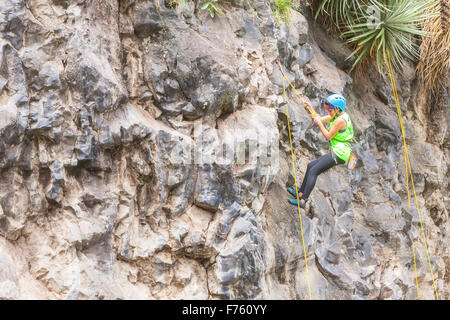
315, 0, 436, 72
201, 0, 223, 18
314, 0, 363, 26
273, 0, 298, 24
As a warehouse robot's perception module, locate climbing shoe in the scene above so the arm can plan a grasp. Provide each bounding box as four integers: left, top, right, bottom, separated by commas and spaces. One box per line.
288, 198, 306, 208
287, 187, 297, 197
287, 187, 303, 198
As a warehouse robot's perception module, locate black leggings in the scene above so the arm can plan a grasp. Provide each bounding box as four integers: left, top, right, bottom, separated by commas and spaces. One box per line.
299, 153, 345, 200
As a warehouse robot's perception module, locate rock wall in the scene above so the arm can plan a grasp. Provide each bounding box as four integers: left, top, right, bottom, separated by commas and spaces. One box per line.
0, 0, 447, 299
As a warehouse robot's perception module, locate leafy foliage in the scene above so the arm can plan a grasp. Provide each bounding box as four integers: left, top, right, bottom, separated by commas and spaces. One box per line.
315, 0, 437, 72
273, 0, 298, 24
314, 0, 365, 26
201, 0, 223, 18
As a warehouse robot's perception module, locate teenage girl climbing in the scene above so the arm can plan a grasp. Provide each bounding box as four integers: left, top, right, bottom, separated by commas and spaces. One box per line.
287, 94, 354, 208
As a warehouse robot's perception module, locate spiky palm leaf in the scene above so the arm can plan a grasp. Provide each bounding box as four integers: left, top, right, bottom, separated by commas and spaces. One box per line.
341, 0, 435, 72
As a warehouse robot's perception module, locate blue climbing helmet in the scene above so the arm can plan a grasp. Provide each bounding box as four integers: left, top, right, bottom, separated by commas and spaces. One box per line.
325, 94, 346, 111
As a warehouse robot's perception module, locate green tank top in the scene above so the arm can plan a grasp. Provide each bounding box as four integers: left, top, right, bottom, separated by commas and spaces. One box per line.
328, 112, 353, 162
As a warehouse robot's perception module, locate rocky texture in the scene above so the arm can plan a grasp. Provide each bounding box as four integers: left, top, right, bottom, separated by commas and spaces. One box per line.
0, 0, 447, 300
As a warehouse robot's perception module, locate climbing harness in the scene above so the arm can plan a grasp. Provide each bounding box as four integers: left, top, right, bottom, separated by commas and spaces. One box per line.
275, 59, 312, 300
385, 48, 439, 300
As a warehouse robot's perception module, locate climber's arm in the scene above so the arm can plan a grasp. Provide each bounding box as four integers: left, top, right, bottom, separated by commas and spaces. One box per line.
320, 115, 332, 123
314, 118, 346, 140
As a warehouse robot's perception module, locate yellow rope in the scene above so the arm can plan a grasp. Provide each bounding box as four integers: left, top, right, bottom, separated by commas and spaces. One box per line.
279, 69, 316, 118
412, 241, 420, 300
386, 49, 439, 300
385, 53, 411, 208
282, 76, 313, 300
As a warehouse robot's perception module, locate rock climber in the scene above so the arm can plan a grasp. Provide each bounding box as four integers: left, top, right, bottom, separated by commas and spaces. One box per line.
287, 93, 354, 208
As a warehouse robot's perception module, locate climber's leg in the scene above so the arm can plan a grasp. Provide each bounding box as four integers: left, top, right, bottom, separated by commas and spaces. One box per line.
298, 157, 321, 195
301, 153, 337, 200
287, 157, 321, 199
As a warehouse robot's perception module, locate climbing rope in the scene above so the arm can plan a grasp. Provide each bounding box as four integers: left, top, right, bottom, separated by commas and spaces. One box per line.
275, 60, 316, 117
276, 59, 312, 300
385, 49, 439, 300
385, 54, 412, 208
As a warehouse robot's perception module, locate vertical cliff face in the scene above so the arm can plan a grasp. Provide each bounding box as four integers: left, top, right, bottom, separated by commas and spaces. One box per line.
0, 0, 447, 299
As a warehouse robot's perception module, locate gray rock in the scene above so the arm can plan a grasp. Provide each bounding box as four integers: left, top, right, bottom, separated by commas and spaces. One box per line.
292, 65, 308, 88
352, 235, 373, 265
194, 165, 223, 213
0, 76, 7, 93
165, 171, 196, 217
380, 154, 396, 180
0, 40, 28, 97
32, 62, 62, 91
181, 102, 202, 121
297, 43, 313, 68
0, 0, 26, 50
52, 160, 65, 184
81, 63, 127, 113
51, 0, 70, 8
217, 202, 241, 240
241, 16, 262, 41
310, 191, 335, 220
29, 93, 61, 133
315, 244, 353, 290
65, 47, 128, 114
215, 207, 263, 299
174, 55, 200, 98
310, 24, 356, 72
75, 130, 95, 162
373, 113, 401, 152
375, 83, 390, 105
360, 150, 379, 174
132, 1, 164, 38
364, 204, 404, 233
0, 252, 20, 299
305, 82, 322, 99
0, 95, 18, 134
159, 101, 185, 116
330, 190, 353, 215
163, 78, 181, 103
336, 211, 354, 237
188, 62, 240, 119
303, 63, 317, 75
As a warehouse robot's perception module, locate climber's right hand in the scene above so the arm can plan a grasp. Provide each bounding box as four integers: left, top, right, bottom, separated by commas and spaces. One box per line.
302, 101, 312, 110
